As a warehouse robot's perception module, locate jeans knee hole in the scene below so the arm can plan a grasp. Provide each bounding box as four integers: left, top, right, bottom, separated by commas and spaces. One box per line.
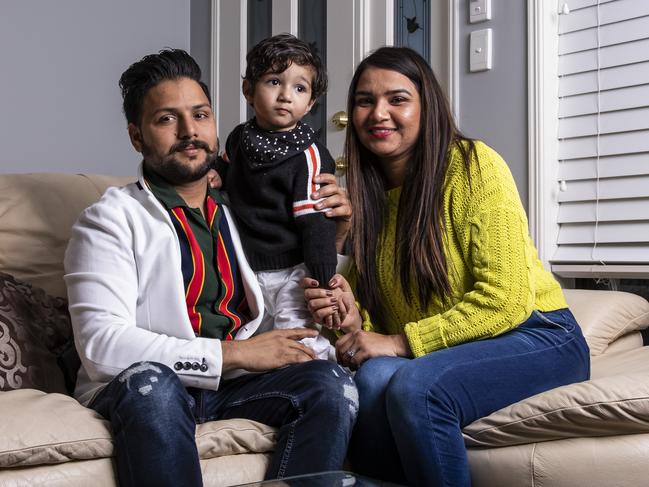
118, 362, 164, 396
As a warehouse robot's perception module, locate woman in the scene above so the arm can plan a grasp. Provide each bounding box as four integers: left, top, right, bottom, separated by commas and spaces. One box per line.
304, 47, 590, 486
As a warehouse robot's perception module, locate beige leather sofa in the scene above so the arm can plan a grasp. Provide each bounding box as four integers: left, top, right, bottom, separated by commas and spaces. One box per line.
0, 174, 274, 487
466, 289, 649, 486
1, 173, 649, 486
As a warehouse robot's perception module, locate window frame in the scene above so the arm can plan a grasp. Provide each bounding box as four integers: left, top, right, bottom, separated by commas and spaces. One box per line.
528, 0, 561, 272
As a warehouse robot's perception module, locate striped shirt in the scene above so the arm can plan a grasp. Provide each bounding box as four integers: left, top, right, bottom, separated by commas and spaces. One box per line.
144, 168, 249, 340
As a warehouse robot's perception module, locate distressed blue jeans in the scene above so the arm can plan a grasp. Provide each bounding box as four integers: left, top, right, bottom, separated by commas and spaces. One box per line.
90, 360, 357, 487
349, 308, 590, 487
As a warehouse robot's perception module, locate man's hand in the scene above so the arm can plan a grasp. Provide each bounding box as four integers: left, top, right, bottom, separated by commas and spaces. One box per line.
311, 174, 351, 253
221, 328, 318, 373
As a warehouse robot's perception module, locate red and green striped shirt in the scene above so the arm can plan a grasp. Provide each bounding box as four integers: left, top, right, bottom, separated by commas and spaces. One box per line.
144, 169, 249, 340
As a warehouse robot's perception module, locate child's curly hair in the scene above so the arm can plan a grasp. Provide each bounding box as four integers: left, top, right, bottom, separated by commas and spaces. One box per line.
244, 33, 328, 100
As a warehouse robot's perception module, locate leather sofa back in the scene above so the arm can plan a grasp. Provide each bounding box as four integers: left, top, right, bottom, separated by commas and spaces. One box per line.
0, 173, 131, 298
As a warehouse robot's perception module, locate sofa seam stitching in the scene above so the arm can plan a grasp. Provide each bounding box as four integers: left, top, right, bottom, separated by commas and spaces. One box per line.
531, 442, 537, 487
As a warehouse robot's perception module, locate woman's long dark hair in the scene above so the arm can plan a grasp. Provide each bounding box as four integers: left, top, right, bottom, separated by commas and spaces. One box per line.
345, 47, 475, 323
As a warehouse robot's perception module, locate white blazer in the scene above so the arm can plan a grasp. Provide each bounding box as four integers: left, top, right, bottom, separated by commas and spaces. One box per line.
64, 167, 264, 405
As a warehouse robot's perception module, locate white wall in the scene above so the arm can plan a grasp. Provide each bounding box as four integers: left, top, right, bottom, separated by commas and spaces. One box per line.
0, 0, 190, 176
191, 0, 212, 89
457, 0, 528, 209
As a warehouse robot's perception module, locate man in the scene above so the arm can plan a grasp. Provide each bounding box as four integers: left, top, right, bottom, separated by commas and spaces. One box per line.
64, 49, 356, 487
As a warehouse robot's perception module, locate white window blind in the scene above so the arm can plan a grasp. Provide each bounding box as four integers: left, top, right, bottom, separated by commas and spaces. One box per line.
551, 0, 649, 276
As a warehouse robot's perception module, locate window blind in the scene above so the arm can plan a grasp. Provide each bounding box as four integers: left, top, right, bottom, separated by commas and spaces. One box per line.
552, 0, 649, 275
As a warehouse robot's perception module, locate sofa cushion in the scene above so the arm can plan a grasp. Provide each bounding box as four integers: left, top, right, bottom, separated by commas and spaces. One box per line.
0, 272, 72, 394
468, 433, 649, 487
563, 289, 649, 356
0, 173, 131, 299
463, 346, 649, 448
196, 418, 276, 459
0, 389, 277, 469
0, 458, 117, 487
0, 389, 113, 468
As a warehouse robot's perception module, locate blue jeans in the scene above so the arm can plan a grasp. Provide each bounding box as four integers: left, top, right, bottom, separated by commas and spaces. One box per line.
90, 360, 357, 487
350, 308, 590, 487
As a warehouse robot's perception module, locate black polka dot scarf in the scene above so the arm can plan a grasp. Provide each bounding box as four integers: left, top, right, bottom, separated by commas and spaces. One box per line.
241, 118, 315, 166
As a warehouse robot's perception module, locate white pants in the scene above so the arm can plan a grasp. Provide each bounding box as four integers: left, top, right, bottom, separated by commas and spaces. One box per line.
257, 264, 336, 361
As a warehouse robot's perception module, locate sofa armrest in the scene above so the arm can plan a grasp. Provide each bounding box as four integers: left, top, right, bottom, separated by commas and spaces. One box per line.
463, 346, 649, 448
563, 289, 649, 356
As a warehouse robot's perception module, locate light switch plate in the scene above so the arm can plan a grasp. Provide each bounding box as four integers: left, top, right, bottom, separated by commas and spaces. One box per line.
469, 28, 492, 72
469, 0, 492, 23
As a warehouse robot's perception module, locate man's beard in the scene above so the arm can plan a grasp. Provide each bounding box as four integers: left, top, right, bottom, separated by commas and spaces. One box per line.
142, 140, 217, 185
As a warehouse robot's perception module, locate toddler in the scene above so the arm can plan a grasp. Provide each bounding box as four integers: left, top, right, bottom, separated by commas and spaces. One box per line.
217, 34, 337, 360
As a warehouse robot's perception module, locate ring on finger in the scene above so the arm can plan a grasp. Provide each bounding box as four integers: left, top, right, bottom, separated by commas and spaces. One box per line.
346, 349, 356, 358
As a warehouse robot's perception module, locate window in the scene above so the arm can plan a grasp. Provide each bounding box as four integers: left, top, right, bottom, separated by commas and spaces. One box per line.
395, 0, 430, 62
530, 0, 649, 279
298, 0, 327, 141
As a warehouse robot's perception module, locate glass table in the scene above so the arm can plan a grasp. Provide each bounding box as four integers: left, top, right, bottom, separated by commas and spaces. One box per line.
234, 471, 404, 487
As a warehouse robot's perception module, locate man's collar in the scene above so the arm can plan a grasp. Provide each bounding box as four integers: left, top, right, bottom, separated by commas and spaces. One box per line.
141, 162, 224, 210
142, 164, 188, 209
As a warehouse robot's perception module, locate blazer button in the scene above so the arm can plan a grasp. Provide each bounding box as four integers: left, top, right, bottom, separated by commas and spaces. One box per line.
183, 362, 192, 370
200, 364, 208, 372
174, 362, 183, 371
191, 362, 200, 370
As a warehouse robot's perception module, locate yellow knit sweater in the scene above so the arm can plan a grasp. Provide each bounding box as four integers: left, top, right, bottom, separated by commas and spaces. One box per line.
358, 141, 567, 357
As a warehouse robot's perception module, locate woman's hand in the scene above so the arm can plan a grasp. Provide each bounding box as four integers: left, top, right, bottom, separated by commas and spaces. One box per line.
311, 174, 351, 253
336, 331, 412, 369
303, 274, 362, 333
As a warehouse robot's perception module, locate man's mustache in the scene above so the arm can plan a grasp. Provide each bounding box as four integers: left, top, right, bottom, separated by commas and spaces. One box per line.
169, 139, 214, 154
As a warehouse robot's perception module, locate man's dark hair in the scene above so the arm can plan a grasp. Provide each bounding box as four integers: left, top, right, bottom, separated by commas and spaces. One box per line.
244, 34, 328, 100
119, 49, 211, 125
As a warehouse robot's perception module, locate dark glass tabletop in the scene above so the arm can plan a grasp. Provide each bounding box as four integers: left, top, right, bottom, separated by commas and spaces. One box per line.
233, 470, 404, 487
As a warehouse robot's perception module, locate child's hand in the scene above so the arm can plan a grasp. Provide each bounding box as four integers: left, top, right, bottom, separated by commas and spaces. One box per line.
331, 290, 361, 334
302, 275, 362, 333
207, 169, 222, 189
208, 152, 229, 189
